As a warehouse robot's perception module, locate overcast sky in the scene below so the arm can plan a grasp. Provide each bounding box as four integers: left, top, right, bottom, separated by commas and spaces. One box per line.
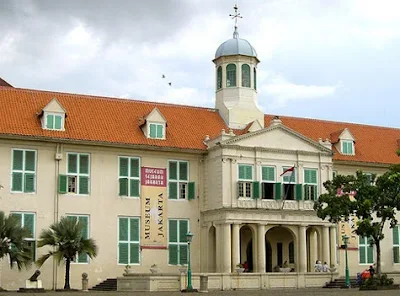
1, 0, 399, 128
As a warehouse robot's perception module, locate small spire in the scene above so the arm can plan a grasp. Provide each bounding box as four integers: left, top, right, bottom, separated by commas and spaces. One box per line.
229, 3, 242, 39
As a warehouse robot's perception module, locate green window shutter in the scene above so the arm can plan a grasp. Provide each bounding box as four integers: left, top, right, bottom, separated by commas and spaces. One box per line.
188, 182, 195, 200
348, 143, 353, 154
79, 176, 89, 194
78, 216, 89, 239
58, 175, 67, 194
12, 172, 23, 191
68, 154, 77, 173
245, 166, 252, 180
295, 184, 303, 200
54, 115, 62, 129
169, 182, 177, 199
78, 252, 88, 263
25, 151, 35, 171
168, 244, 178, 265
67, 215, 77, 224
312, 185, 318, 200
262, 167, 275, 182
119, 218, 128, 241
274, 183, 282, 200
359, 246, 366, 264
226, 64, 236, 87
394, 227, 399, 245
304, 170, 311, 184
156, 125, 163, 138
130, 179, 140, 197
310, 170, 317, 184
254, 68, 257, 90
367, 246, 374, 264
24, 173, 35, 193
169, 220, 177, 243
118, 243, 129, 264
130, 158, 139, 178
239, 165, 245, 179
179, 245, 188, 265
130, 243, 140, 264
149, 124, 156, 138
179, 162, 188, 181
359, 236, 366, 245
394, 247, 400, 263
119, 158, 129, 177
179, 220, 188, 243
23, 214, 35, 238
130, 218, 139, 241
11, 213, 22, 227
237, 182, 240, 198
252, 181, 260, 199
13, 150, 23, 170
46, 114, 54, 129
169, 161, 177, 180
304, 185, 310, 200
79, 154, 89, 174
119, 178, 128, 196
289, 242, 294, 263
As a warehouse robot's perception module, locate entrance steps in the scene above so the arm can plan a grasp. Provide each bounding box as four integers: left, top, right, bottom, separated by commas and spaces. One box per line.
323, 277, 359, 288
89, 278, 117, 291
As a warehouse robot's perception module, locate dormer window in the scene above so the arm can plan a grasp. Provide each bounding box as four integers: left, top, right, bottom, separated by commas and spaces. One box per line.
149, 123, 164, 139
342, 140, 354, 155
46, 113, 64, 130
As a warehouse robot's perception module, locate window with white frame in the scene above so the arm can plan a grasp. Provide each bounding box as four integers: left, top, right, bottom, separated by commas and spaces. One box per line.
261, 166, 275, 199
149, 123, 164, 139
118, 157, 140, 197
238, 164, 253, 198
67, 215, 90, 263
393, 226, 400, 263
118, 217, 140, 265
342, 140, 354, 155
168, 161, 190, 200
59, 153, 90, 195
11, 212, 36, 260
304, 168, 318, 201
168, 219, 189, 265
45, 113, 64, 130
282, 167, 296, 200
11, 149, 36, 193
359, 236, 374, 264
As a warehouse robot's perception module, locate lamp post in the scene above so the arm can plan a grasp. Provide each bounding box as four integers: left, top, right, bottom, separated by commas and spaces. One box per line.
186, 231, 194, 292
342, 235, 350, 288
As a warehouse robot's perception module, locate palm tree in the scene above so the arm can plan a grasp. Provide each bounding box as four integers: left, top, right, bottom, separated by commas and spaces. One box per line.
36, 216, 98, 290
0, 211, 32, 270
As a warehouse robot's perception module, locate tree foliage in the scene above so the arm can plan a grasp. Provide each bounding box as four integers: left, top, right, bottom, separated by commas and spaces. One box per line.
36, 216, 98, 290
0, 211, 32, 270
314, 165, 400, 276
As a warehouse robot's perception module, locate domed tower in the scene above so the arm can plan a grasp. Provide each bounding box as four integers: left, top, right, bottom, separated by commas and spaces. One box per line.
213, 5, 264, 129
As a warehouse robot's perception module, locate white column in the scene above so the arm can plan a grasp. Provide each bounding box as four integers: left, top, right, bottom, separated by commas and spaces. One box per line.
298, 225, 307, 273
330, 226, 337, 266
322, 225, 330, 266
216, 224, 222, 272
257, 224, 266, 272
231, 223, 240, 272
220, 223, 231, 273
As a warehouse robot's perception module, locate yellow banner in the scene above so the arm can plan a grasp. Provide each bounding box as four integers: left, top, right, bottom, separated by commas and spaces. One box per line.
339, 216, 358, 248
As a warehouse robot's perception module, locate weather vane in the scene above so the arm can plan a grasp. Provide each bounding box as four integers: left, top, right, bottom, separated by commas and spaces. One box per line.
229, 3, 242, 38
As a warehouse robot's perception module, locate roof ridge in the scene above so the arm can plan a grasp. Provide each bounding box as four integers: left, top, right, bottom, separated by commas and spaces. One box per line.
2, 87, 218, 112
265, 114, 400, 132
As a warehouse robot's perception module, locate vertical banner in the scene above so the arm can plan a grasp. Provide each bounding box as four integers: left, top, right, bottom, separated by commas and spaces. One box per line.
337, 189, 358, 248
140, 167, 168, 249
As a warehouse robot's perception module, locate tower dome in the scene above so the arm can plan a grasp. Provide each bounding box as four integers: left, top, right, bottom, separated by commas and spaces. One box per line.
215, 28, 257, 60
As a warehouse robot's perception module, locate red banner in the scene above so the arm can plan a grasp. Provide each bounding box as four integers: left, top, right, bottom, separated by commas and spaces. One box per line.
141, 167, 167, 187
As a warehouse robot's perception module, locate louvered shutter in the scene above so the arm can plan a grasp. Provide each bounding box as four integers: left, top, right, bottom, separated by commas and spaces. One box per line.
179, 220, 188, 243
304, 169, 311, 184
239, 165, 245, 179
367, 246, 374, 264
169, 162, 177, 180
169, 244, 178, 265
169, 182, 177, 199
12, 173, 23, 191
25, 151, 35, 171
130, 158, 139, 178
245, 166, 252, 180
262, 167, 275, 182
179, 245, 188, 265
55, 115, 62, 129
359, 236, 366, 245
24, 173, 35, 193
188, 182, 195, 200
169, 220, 177, 243
312, 185, 318, 200
393, 227, 399, 245
47, 114, 54, 129
79, 176, 89, 194
58, 175, 67, 193
130, 179, 140, 197
150, 124, 156, 138
179, 162, 188, 181
11, 213, 22, 227
359, 246, 366, 264
130, 243, 140, 264
310, 170, 317, 184
68, 154, 77, 173
156, 125, 163, 138
79, 154, 89, 174
394, 247, 400, 263
130, 219, 139, 241
295, 184, 303, 200
13, 150, 23, 170
119, 158, 128, 177
78, 216, 89, 263
23, 214, 34, 238
119, 218, 128, 241
252, 181, 260, 199
274, 183, 282, 200
119, 243, 129, 264
119, 178, 128, 196
304, 185, 310, 200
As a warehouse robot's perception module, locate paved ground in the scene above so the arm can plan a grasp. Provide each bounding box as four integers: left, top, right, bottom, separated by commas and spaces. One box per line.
0, 289, 399, 296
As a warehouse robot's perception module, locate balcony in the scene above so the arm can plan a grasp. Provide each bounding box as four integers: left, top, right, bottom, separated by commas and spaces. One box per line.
236, 198, 315, 211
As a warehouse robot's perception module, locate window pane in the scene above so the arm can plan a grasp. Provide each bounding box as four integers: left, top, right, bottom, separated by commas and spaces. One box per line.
23, 214, 35, 238
130, 158, 139, 178
169, 161, 177, 180
119, 218, 128, 241
156, 125, 163, 138
68, 154, 78, 174
46, 114, 54, 129
226, 64, 236, 87
217, 66, 222, 89
79, 154, 89, 174
254, 68, 257, 90
169, 220, 177, 242
54, 115, 62, 129
12, 172, 23, 191
149, 124, 156, 138
25, 151, 36, 171
13, 150, 23, 170
119, 158, 129, 177
179, 162, 188, 181
241, 64, 250, 87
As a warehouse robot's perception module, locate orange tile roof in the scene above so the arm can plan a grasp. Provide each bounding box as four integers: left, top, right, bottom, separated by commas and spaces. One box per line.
0, 86, 399, 165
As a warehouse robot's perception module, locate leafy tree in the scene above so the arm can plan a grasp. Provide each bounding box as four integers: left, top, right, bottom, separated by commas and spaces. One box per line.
314, 165, 400, 276
0, 211, 32, 270
36, 216, 98, 290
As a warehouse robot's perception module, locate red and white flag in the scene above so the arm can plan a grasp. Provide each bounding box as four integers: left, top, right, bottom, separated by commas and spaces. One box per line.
280, 166, 295, 177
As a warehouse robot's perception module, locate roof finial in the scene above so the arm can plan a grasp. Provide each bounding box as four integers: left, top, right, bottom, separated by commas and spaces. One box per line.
229, 3, 242, 39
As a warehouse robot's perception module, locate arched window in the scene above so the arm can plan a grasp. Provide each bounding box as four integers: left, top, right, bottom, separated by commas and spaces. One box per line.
217, 66, 222, 90
241, 64, 250, 87
254, 68, 257, 90
226, 64, 236, 87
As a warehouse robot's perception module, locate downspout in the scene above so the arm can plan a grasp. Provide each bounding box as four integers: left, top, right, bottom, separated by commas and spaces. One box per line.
53, 143, 63, 290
